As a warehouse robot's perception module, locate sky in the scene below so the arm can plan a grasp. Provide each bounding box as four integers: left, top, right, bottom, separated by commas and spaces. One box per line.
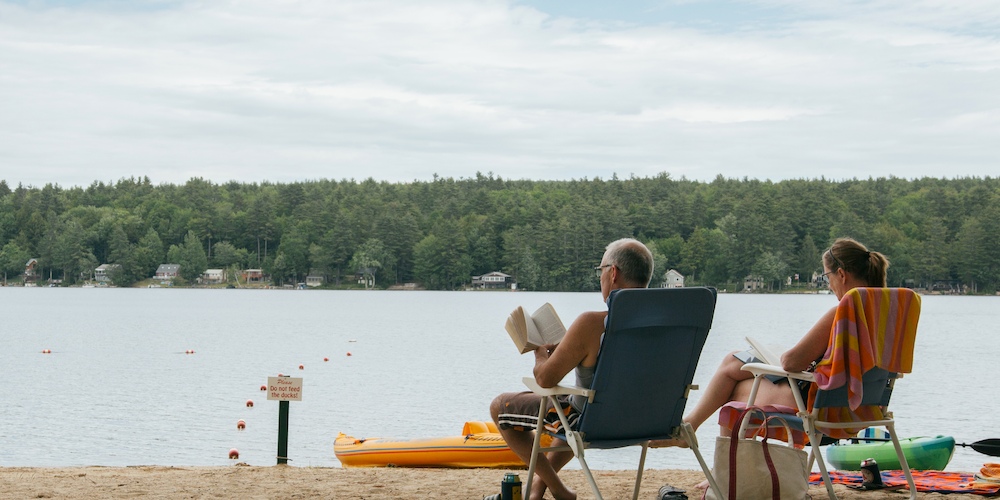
1, 0, 998, 188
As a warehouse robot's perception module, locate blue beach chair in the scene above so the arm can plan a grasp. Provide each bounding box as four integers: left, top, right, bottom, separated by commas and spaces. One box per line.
521, 286, 723, 500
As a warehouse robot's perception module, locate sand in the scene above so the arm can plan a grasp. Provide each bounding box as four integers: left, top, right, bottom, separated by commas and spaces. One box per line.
0, 466, 986, 499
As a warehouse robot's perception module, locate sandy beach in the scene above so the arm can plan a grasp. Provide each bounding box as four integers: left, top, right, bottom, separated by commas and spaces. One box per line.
0, 466, 987, 499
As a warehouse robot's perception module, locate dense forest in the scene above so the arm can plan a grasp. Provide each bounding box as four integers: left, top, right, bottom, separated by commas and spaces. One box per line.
1, 173, 999, 293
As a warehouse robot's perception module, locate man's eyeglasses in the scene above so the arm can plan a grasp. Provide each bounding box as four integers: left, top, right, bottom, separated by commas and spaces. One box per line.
593, 264, 612, 278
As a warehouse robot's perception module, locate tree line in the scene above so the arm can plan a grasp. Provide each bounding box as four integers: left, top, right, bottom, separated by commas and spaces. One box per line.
1, 173, 999, 293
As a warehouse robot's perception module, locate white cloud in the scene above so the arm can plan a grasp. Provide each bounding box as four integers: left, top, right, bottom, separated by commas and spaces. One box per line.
1, 0, 998, 187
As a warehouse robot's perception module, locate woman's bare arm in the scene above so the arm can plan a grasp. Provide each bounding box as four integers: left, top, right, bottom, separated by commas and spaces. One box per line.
781, 306, 836, 372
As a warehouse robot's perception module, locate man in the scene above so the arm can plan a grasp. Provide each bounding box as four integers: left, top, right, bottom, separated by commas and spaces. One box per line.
489, 238, 654, 500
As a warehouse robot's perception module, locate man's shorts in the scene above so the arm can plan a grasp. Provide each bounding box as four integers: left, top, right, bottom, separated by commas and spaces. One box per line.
495, 391, 581, 434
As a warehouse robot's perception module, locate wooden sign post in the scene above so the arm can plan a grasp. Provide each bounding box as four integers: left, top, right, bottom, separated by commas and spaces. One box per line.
267, 376, 303, 465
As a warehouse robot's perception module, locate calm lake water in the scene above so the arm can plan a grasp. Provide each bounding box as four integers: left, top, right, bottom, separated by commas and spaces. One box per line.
0, 288, 996, 472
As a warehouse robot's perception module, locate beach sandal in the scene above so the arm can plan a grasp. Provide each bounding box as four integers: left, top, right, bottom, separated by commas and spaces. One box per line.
981, 463, 1000, 479
482, 494, 501, 500
976, 464, 1000, 484
658, 484, 688, 499
974, 473, 1000, 484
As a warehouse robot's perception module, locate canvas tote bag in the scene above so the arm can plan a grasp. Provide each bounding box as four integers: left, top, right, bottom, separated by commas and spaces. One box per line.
704, 406, 809, 500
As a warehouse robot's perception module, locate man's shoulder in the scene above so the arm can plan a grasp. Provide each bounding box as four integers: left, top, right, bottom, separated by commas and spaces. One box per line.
575, 310, 609, 331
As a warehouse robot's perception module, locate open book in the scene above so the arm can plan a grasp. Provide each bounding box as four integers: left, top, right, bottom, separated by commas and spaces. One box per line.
504, 303, 567, 354
744, 336, 786, 366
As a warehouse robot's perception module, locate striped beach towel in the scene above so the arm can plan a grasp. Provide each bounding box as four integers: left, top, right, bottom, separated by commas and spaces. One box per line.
810, 287, 920, 437
809, 470, 1000, 495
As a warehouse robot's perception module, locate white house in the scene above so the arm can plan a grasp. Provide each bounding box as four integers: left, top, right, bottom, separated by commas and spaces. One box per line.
661, 269, 684, 288
203, 269, 225, 284
471, 271, 515, 289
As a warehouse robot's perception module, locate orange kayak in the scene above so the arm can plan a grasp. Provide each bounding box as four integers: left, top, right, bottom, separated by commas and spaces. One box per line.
334, 421, 534, 468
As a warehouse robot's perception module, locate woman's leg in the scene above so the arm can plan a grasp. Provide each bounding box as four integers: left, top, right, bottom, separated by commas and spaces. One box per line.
650, 352, 754, 448
682, 351, 755, 431
731, 377, 797, 408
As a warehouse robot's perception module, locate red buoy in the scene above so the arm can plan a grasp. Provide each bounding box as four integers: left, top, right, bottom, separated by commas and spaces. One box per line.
346, 352, 352, 357
298, 364, 304, 370
229, 448, 239, 459
237, 419, 246, 430
259, 385, 266, 391
323, 357, 329, 362
246, 399, 254, 408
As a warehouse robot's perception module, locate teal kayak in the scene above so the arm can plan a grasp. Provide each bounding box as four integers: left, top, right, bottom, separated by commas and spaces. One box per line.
826, 435, 955, 470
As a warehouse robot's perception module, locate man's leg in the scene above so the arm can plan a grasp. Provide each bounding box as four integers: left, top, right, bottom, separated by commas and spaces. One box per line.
491, 393, 577, 500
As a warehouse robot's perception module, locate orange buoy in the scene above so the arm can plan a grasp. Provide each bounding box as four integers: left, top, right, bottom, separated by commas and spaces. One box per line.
237, 419, 246, 430
298, 364, 304, 370
259, 385, 266, 391
246, 400, 254, 408
229, 448, 239, 459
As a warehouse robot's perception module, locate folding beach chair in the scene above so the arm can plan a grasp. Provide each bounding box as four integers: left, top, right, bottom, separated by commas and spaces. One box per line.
521, 286, 723, 500
738, 287, 921, 500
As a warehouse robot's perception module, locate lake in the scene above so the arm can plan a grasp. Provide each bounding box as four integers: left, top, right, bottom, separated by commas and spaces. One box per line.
0, 287, 995, 472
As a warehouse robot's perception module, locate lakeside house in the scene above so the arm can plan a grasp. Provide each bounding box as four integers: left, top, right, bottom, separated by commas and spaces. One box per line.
305, 272, 324, 287
155, 264, 180, 281
471, 271, 515, 290
24, 258, 39, 284
743, 275, 765, 291
202, 269, 225, 284
95, 264, 122, 284
661, 269, 684, 288
243, 269, 264, 284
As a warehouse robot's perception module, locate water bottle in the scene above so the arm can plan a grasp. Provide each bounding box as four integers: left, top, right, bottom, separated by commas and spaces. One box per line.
501, 473, 522, 500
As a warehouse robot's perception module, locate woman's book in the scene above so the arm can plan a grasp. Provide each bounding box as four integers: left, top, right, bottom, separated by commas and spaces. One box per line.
504, 303, 567, 354
744, 336, 786, 366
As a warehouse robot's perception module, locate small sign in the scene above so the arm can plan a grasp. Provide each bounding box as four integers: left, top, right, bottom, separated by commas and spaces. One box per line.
267, 376, 303, 401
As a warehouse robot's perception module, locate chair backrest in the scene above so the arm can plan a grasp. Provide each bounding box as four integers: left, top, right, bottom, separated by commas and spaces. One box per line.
577, 287, 717, 446
813, 368, 894, 408
809, 287, 920, 434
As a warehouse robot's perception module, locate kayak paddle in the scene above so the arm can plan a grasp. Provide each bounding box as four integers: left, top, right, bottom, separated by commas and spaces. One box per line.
960, 439, 1000, 457
845, 437, 1000, 457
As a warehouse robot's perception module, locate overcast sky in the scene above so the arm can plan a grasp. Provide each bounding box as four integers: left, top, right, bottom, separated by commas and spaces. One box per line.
1, 0, 998, 189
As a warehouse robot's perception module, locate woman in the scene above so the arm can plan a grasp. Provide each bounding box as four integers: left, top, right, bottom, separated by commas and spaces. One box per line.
657, 237, 890, 444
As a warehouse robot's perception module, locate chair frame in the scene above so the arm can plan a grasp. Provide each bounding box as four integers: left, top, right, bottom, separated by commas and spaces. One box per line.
740, 287, 919, 500
522, 379, 722, 500
741, 365, 915, 499
519, 287, 723, 500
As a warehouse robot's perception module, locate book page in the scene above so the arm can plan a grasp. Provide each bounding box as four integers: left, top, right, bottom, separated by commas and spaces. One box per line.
529, 303, 566, 346
745, 336, 785, 366
505, 306, 532, 353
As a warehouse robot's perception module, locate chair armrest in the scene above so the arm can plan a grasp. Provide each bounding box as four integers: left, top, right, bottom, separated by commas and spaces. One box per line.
741, 362, 816, 383
523, 377, 595, 402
